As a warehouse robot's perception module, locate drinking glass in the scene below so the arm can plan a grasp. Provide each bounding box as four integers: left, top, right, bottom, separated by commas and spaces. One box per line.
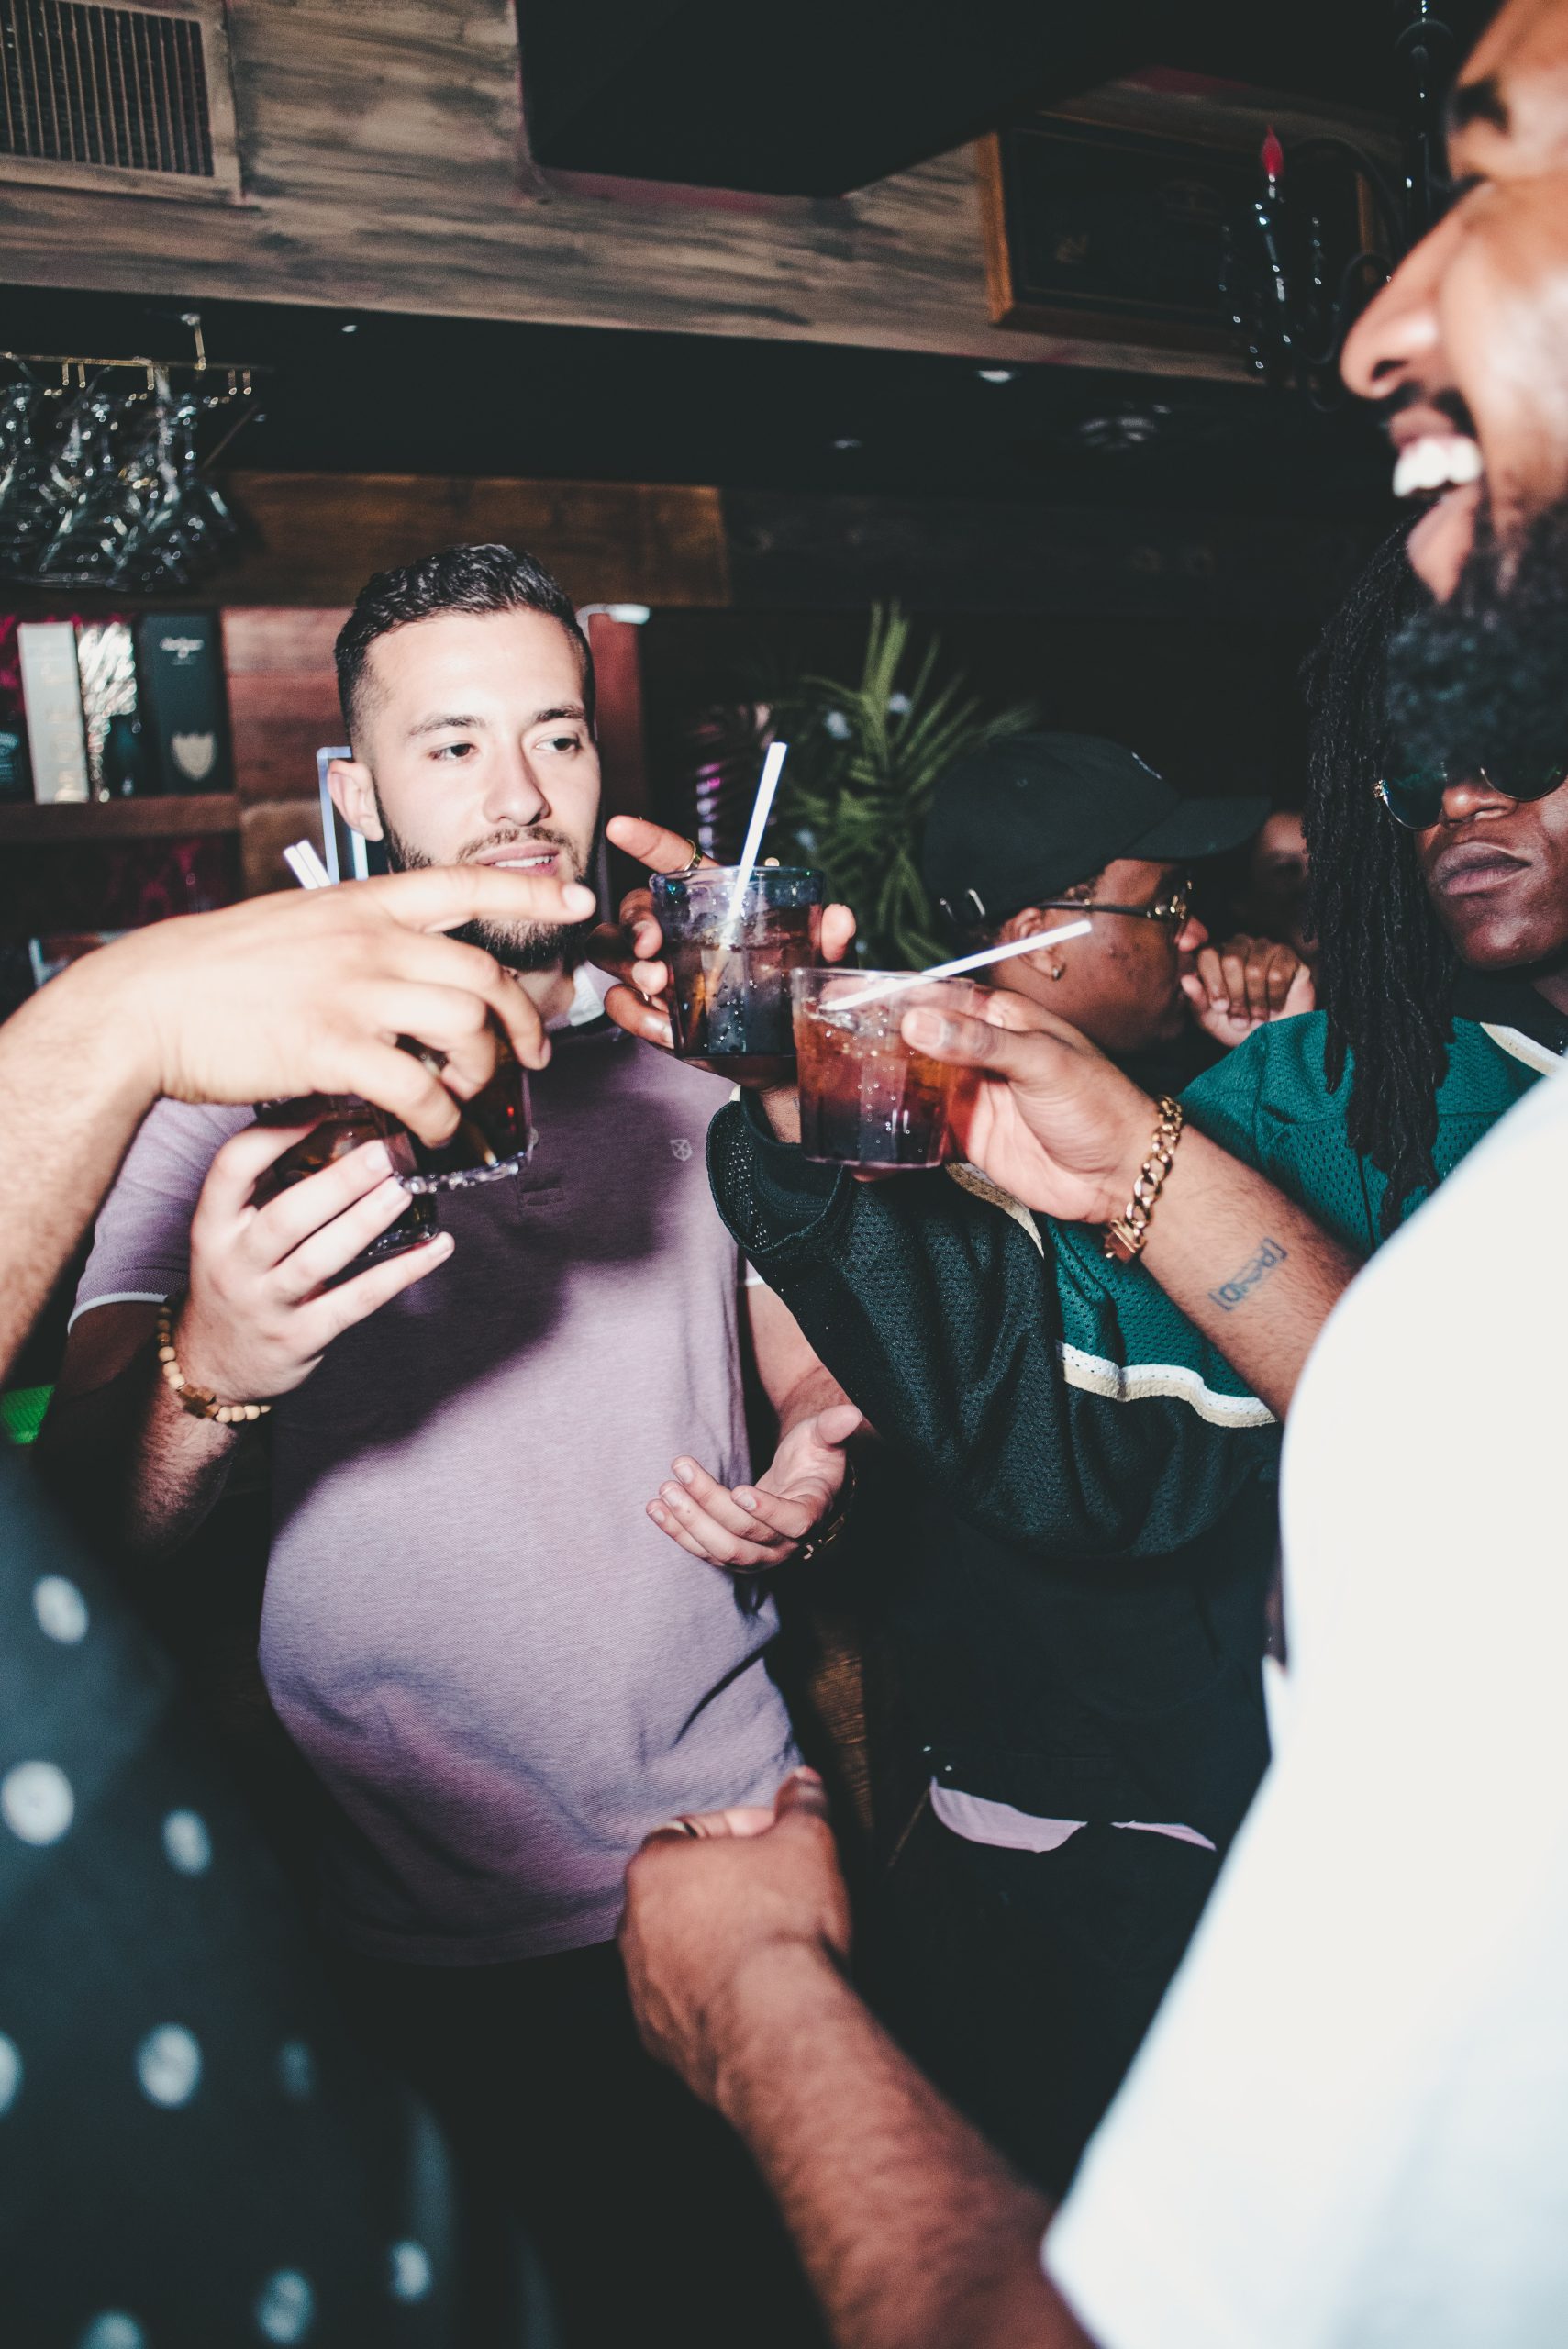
791, 970, 985, 1169
651, 864, 824, 1084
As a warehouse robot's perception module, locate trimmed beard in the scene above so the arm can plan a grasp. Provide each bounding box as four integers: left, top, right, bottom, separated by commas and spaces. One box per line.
376, 806, 600, 974
1385, 493, 1568, 792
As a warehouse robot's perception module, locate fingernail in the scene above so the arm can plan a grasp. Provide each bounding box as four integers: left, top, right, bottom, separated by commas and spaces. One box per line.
736, 1490, 758, 1508
649, 1503, 666, 1525
904, 1010, 944, 1050
363, 1141, 394, 1178
562, 884, 595, 912
792, 1765, 823, 1787
673, 1460, 694, 1484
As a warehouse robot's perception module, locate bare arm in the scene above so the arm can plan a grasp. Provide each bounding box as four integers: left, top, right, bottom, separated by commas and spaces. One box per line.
720, 1946, 1080, 2349
0, 956, 168, 1388
2, 862, 592, 1381
620, 1779, 1092, 2349
647, 1284, 865, 1573
903, 996, 1361, 1419
747, 1281, 854, 1435
1133, 1125, 1356, 1419
43, 1302, 239, 1561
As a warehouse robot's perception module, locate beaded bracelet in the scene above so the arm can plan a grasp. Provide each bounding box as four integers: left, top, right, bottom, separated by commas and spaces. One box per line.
155, 1298, 272, 1425
1103, 1097, 1185, 1264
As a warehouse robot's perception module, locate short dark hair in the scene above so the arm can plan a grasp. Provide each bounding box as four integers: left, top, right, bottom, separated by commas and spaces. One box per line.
334, 542, 595, 747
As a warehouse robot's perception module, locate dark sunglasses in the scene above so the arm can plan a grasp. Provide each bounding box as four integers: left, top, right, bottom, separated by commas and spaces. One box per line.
1374, 764, 1568, 831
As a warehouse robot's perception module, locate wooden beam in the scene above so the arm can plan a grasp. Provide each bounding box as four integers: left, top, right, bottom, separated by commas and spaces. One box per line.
0, 1, 1257, 378
208, 474, 731, 610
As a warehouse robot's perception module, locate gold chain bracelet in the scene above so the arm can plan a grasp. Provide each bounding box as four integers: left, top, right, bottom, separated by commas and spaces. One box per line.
155, 1298, 272, 1425
1103, 1097, 1185, 1264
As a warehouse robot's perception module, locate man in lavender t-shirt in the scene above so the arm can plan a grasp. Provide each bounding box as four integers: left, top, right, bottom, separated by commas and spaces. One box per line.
44, 545, 858, 2347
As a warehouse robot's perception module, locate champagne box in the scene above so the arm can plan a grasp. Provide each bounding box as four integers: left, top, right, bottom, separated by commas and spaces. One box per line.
134, 612, 232, 796
76, 621, 139, 797
18, 622, 90, 804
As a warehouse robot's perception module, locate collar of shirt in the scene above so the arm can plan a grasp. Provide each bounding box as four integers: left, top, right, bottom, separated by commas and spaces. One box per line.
546, 963, 614, 1033
1451, 966, 1568, 1058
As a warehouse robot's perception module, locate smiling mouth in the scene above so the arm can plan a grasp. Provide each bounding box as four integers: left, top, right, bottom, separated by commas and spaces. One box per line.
473, 844, 560, 874
1392, 429, 1486, 586
1392, 434, 1485, 502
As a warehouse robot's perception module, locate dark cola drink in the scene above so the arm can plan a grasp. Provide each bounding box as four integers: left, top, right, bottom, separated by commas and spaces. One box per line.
652, 866, 824, 1085
791, 971, 982, 1169
252, 1097, 438, 1276
402, 1037, 534, 1194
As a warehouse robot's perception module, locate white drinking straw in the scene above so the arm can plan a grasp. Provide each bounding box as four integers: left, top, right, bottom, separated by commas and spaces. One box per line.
721, 739, 789, 942
836, 917, 1094, 1010
284, 838, 334, 890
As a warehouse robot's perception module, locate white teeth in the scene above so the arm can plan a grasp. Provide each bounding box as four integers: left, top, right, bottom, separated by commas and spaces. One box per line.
1393, 435, 1485, 498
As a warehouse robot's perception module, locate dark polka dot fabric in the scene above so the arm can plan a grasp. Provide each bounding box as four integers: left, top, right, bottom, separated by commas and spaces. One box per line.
0, 1447, 545, 2348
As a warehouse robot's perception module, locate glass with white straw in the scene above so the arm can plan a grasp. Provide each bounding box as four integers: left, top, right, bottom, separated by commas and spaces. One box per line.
790, 917, 1094, 1169
651, 741, 827, 1082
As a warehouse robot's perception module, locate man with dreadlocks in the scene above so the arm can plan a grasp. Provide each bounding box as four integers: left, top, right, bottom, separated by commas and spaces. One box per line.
1305, 524, 1568, 1225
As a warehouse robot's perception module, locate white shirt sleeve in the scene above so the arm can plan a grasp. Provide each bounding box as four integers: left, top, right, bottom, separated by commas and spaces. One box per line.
1045, 1067, 1568, 2349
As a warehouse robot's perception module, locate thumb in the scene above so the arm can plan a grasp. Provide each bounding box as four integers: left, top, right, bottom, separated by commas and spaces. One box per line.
1284, 963, 1317, 1018
811, 1402, 864, 1450
901, 1003, 1040, 1074
1179, 972, 1207, 1008
602, 981, 673, 1047
773, 1766, 830, 1825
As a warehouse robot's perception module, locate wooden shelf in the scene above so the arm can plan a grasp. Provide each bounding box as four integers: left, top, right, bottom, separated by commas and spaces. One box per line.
0, 796, 241, 844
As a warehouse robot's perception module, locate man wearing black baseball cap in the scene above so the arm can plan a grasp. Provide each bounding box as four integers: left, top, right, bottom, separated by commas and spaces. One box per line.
924, 734, 1312, 1080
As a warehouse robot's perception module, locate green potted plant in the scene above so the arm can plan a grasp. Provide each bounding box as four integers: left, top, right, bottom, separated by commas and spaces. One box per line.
763, 604, 1036, 968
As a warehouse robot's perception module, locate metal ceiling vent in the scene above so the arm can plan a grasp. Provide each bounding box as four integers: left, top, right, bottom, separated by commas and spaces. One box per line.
0, 0, 241, 199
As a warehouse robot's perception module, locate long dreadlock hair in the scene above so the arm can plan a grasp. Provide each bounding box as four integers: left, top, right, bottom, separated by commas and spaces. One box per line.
1303, 527, 1458, 1235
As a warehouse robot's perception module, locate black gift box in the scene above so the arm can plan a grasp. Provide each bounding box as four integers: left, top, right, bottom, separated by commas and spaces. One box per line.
133, 612, 232, 796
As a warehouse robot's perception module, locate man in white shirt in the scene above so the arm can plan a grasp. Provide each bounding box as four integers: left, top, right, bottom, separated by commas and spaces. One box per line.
610, 3, 1568, 2342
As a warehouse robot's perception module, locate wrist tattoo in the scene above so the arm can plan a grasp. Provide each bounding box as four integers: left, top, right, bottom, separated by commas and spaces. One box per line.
1209, 1234, 1288, 1312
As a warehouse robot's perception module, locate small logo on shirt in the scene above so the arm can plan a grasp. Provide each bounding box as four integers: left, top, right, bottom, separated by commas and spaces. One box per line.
669, 1138, 694, 1162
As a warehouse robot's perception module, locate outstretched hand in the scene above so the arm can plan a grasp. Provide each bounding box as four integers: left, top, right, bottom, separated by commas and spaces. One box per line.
649, 1401, 864, 1572
619, 1768, 851, 2104
592, 815, 857, 1060
902, 986, 1156, 1224
106, 864, 597, 1143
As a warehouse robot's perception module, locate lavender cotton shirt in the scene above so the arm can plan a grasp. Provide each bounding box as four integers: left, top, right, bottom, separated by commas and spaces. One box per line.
74, 1018, 799, 1963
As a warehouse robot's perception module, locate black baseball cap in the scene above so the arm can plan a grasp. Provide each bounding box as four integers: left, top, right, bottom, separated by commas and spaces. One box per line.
923, 733, 1269, 932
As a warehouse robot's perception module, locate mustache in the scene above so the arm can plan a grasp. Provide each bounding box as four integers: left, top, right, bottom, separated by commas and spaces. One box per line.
1383, 380, 1479, 441
456, 826, 580, 867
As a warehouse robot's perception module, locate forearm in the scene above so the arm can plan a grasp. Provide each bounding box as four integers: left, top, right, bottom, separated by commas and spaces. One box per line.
1140, 1129, 1362, 1418
0, 965, 156, 1385
42, 1340, 239, 1560
712, 1945, 1084, 2349
710, 1101, 1273, 1555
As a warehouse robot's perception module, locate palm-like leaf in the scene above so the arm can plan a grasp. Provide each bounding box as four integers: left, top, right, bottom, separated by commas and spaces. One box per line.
765, 605, 1035, 965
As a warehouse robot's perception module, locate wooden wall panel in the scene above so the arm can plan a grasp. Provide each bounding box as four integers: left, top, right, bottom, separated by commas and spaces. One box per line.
724, 490, 1373, 622
0, 2, 1249, 377
208, 475, 730, 610
222, 606, 344, 900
